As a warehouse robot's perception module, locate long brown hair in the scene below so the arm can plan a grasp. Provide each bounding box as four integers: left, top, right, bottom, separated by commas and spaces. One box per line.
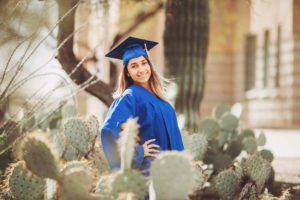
112, 56, 169, 100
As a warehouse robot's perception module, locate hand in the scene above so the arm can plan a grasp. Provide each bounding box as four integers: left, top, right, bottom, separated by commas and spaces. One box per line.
142, 139, 160, 157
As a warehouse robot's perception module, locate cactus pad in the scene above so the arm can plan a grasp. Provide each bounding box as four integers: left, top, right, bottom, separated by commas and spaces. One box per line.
111, 169, 147, 200
150, 151, 195, 200
220, 113, 239, 132
215, 169, 241, 200
21, 133, 61, 180
2, 161, 45, 200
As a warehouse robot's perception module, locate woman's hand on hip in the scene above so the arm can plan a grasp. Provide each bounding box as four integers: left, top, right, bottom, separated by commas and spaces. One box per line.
142, 139, 160, 157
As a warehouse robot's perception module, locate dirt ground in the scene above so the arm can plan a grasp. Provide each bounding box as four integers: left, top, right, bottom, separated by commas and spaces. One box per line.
270, 158, 300, 199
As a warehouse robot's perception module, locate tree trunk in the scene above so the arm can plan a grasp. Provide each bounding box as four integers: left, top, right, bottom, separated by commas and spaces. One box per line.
164, 0, 209, 131
56, 0, 164, 107
56, 0, 114, 107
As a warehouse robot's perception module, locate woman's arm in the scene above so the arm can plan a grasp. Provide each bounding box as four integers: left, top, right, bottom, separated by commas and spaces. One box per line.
101, 94, 146, 169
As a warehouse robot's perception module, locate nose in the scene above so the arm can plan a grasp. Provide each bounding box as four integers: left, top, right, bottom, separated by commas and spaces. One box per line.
137, 65, 145, 73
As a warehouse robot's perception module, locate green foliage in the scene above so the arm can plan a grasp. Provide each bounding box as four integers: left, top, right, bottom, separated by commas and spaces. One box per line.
111, 170, 147, 200
259, 149, 274, 163
199, 118, 220, 138
181, 131, 208, 160
0, 120, 21, 153
213, 103, 231, 119
243, 154, 272, 192
226, 140, 243, 158
95, 175, 115, 200
0, 102, 279, 200
21, 133, 61, 180
215, 168, 241, 200
63, 116, 98, 156
195, 104, 276, 199
242, 137, 258, 154
257, 132, 267, 146
150, 152, 196, 200
59, 162, 96, 200
2, 161, 45, 200
220, 113, 239, 132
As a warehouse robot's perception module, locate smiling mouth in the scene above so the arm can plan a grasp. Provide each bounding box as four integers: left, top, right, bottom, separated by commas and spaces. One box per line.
138, 72, 148, 78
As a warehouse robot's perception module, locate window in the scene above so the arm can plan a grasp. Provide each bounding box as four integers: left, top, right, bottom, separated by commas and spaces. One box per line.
275, 25, 281, 87
245, 34, 257, 91
263, 30, 270, 88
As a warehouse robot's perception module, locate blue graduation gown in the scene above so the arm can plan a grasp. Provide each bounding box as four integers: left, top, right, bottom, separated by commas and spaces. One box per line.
100, 84, 184, 171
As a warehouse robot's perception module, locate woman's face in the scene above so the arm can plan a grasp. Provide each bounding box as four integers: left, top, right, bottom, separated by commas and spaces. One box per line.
127, 56, 151, 87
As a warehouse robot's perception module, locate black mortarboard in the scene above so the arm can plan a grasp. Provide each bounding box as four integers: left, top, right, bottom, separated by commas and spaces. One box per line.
105, 36, 158, 65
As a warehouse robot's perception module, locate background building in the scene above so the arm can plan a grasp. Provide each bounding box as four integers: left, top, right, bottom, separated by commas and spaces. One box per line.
75, 0, 300, 129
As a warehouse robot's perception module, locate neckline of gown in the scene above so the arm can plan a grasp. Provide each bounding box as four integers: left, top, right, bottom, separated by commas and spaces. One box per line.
130, 84, 162, 102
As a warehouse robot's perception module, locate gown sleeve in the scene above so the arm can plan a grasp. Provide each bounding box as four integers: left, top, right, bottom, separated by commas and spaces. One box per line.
100, 94, 144, 170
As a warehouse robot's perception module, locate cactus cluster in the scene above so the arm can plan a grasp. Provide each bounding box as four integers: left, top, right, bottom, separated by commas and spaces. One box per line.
0, 103, 283, 200
0, 114, 110, 200
182, 103, 276, 199
197, 103, 273, 169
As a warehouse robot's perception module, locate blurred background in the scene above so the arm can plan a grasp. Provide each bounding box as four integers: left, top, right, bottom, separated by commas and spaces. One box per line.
1, 0, 299, 185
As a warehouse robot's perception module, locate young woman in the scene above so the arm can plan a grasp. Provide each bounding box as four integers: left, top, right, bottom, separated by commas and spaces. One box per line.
100, 36, 184, 174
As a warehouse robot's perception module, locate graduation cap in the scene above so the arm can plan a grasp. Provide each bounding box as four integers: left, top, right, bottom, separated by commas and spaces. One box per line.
105, 36, 158, 65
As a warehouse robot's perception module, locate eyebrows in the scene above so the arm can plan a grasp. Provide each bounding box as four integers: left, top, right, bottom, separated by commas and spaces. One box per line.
129, 59, 148, 66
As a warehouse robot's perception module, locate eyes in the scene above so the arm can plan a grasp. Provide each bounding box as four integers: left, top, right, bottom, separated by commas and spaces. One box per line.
129, 61, 148, 69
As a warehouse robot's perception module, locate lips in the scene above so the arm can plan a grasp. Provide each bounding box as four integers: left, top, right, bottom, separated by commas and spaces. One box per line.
137, 72, 148, 78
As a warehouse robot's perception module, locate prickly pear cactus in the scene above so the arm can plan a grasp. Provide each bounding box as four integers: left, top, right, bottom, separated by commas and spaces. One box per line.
256, 132, 267, 146
226, 140, 243, 158
46, 129, 67, 157
239, 129, 255, 139
95, 175, 115, 200
213, 103, 231, 119
2, 161, 45, 200
259, 149, 274, 162
181, 131, 208, 161
193, 161, 207, 191
63, 143, 80, 161
199, 118, 220, 138
220, 113, 239, 132
150, 151, 196, 200
212, 153, 232, 171
60, 160, 93, 176
242, 137, 258, 154
111, 170, 147, 200
59, 161, 98, 200
63, 116, 98, 156
21, 132, 61, 180
87, 143, 110, 176
243, 154, 272, 192
215, 168, 241, 200
118, 118, 139, 170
